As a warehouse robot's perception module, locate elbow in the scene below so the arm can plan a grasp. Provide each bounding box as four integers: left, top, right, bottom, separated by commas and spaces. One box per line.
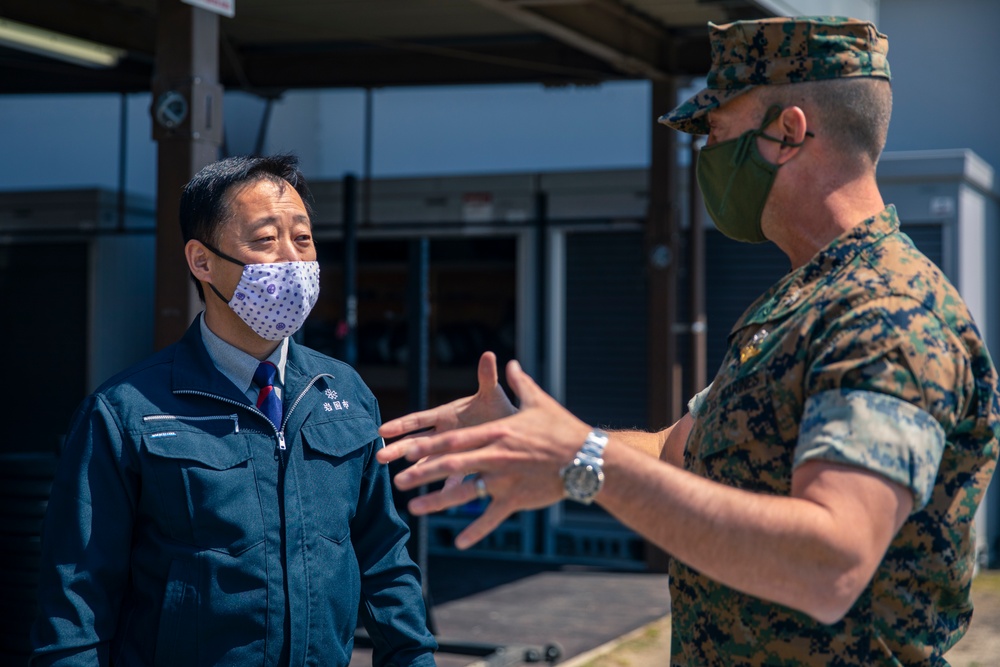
807, 601, 854, 626
802, 566, 870, 625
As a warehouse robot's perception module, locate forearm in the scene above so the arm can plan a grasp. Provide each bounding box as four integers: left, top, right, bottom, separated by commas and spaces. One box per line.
604, 429, 666, 459
607, 414, 693, 465
597, 440, 884, 623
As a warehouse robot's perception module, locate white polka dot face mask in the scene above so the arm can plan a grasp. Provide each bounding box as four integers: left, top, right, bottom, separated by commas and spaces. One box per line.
204, 244, 320, 340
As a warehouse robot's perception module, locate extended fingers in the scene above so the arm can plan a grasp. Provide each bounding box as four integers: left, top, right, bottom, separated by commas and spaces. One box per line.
505, 360, 542, 404
394, 446, 492, 490
454, 501, 513, 550
408, 474, 488, 515
391, 421, 504, 466
378, 409, 440, 440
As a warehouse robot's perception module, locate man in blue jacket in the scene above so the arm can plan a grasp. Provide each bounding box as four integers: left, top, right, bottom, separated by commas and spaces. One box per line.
31, 154, 438, 667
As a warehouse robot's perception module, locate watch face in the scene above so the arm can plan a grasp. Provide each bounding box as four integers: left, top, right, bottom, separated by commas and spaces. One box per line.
564, 463, 604, 502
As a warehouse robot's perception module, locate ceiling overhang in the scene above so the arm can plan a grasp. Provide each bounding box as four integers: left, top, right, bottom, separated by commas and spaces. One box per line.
0, 0, 777, 95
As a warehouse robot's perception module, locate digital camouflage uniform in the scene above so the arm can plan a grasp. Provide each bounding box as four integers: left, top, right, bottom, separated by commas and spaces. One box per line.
675, 206, 999, 665
658, 16, 1000, 667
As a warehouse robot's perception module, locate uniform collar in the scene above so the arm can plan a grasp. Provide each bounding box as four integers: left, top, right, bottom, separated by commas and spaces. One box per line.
734, 205, 900, 330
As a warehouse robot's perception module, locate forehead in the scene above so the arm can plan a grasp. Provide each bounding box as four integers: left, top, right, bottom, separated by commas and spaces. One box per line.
226, 179, 309, 220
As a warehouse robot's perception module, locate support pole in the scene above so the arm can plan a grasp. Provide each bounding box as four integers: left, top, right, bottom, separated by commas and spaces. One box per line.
151, 0, 223, 349
533, 184, 549, 390
644, 80, 679, 573
342, 174, 359, 366
645, 80, 681, 432
688, 141, 707, 396
407, 237, 435, 633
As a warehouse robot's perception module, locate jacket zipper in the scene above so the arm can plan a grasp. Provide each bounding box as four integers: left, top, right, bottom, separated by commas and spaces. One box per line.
142, 413, 240, 433
176, 373, 334, 454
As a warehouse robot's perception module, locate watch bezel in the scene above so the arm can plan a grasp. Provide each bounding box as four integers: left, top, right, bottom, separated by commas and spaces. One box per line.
562, 460, 605, 503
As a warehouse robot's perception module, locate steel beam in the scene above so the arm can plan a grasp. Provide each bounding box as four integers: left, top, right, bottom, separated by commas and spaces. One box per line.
468, 0, 669, 80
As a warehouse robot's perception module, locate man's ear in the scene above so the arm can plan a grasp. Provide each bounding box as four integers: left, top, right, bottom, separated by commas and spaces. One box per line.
775, 105, 809, 165
185, 240, 212, 282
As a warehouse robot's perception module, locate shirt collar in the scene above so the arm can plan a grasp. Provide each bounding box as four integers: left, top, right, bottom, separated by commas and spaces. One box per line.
199, 313, 288, 394
735, 205, 901, 330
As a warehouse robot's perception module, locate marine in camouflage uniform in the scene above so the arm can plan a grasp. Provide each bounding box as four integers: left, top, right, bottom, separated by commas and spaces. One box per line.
376, 15, 1000, 667
661, 16, 1000, 667
675, 206, 998, 665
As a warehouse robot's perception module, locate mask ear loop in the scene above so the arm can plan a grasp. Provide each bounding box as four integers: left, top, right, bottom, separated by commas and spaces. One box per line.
718, 105, 813, 216
200, 240, 246, 305
756, 105, 815, 148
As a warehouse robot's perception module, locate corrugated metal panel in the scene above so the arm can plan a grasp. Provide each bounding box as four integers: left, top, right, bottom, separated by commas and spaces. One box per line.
564, 229, 648, 429
0, 242, 88, 455
703, 232, 788, 378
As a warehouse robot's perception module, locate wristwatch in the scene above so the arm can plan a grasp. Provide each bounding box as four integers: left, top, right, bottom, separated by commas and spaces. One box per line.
560, 429, 609, 504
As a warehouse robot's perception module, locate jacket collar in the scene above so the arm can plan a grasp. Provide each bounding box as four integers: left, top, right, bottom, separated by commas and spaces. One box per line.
171, 315, 254, 404
172, 315, 327, 410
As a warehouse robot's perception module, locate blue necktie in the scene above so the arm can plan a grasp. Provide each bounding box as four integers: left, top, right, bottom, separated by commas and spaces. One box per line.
253, 361, 282, 429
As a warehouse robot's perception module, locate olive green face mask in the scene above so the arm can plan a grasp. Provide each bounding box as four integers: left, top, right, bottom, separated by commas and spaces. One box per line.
695, 105, 812, 244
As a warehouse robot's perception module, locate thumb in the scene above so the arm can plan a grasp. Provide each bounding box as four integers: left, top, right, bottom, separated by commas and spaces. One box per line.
505, 359, 542, 405
477, 351, 499, 392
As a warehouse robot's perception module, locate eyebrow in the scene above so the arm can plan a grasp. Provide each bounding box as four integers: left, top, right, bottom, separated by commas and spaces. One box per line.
245, 214, 312, 232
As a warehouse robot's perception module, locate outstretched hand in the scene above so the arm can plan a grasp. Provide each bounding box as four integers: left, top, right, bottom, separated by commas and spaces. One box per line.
377, 351, 516, 463
378, 357, 592, 550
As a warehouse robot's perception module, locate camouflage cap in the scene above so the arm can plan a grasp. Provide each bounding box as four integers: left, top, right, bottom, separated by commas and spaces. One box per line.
660, 16, 890, 135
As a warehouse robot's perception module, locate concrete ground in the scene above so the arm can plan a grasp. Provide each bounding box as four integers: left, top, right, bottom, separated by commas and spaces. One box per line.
351, 554, 670, 667
352, 558, 1000, 667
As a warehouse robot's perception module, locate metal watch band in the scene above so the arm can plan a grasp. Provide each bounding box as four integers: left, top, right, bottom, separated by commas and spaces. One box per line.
579, 428, 608, 463
561, 428, 609, 504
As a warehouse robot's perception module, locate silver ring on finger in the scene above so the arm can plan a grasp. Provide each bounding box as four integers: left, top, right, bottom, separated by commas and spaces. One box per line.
473, 474, 489, 500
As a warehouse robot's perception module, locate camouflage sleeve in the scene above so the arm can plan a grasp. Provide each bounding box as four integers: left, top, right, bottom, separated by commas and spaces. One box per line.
794, 389, 945, 508
687, 383, 714, 418
795, 295, 973, 510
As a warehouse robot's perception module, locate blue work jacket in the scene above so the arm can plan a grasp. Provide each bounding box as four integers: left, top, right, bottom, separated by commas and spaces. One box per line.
31, 319, 437, 667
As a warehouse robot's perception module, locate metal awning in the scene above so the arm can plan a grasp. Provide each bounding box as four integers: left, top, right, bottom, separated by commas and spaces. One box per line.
0, 0, 798, 430
0, 0, 777, 95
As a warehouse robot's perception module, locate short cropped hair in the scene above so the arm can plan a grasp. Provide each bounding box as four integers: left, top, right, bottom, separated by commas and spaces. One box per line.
179, 154, 313, 299
756, 77, 892, 170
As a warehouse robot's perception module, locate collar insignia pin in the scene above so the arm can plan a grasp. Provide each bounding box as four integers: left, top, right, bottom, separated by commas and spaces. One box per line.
739, 328, 769, 364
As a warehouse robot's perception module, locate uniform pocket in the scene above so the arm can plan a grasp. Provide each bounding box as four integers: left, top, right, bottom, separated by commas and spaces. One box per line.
143, 430, 265, 556
299, 416, 378, 543
696, 370, 781, 458
689, 369, 795, 494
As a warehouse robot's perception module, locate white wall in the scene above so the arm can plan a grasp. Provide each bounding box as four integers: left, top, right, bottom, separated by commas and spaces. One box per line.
265, 82, 653, 180
880, 0, 1000, 172
0, 93, 156, 197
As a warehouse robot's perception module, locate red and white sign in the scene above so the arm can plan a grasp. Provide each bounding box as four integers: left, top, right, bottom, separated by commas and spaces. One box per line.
182, 0, 235, 18
461, 192, 494, 223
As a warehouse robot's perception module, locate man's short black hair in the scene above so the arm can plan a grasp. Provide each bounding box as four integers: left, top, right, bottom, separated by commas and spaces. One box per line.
179, 154, 313, 300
